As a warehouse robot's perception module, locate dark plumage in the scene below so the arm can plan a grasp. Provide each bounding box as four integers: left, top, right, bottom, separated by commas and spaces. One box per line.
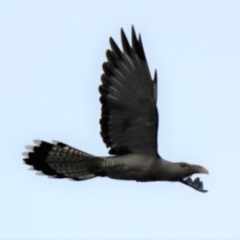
23, 26, 208, 193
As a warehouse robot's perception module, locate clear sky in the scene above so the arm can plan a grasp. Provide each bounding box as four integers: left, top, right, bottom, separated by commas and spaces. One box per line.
1, 1, 240, 239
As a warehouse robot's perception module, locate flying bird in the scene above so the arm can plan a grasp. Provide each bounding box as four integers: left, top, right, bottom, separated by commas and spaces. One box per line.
23, 27, 208, 192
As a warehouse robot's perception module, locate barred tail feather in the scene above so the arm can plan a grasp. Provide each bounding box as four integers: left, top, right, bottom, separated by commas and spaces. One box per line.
23, 140, 101, 180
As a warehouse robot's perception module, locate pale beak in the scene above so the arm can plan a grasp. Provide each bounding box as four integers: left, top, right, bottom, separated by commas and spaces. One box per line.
198, 166, 209, 174
191, 165, 209, 174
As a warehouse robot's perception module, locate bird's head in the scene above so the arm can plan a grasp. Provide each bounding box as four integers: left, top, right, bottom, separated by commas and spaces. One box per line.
176, 162, 209, 193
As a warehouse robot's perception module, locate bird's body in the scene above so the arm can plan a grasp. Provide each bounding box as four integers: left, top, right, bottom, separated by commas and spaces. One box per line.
104, 154, 160, 181
23, 27, 208, 192
104, 156, 188, 182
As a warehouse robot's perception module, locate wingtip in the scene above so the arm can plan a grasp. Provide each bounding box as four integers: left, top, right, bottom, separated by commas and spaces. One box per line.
131, 25, 136, 35
154, 69, 157, 80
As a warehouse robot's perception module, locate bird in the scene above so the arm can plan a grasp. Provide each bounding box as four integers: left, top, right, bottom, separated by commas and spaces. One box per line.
23, 26, 209, 193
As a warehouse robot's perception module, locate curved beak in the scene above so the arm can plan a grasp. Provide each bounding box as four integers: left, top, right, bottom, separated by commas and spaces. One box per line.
191, 165, 209, 174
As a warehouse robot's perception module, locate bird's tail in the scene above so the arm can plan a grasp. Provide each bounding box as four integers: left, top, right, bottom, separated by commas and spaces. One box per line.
23, 140, 103, 180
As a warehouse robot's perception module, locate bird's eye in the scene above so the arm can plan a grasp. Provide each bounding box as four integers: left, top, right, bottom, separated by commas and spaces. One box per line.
180, 163, 187, 168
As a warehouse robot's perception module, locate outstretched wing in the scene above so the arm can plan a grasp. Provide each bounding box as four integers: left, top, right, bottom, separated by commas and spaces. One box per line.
99, 26, 158, 155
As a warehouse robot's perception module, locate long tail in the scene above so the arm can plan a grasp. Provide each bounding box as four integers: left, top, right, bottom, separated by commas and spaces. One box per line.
23, 140, 103, 180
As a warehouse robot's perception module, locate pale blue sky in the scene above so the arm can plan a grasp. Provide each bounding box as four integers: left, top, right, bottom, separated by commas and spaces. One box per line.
1, 1, 240, 239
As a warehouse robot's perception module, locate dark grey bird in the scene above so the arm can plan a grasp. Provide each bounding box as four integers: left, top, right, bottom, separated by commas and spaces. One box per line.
23, 27, 208, 192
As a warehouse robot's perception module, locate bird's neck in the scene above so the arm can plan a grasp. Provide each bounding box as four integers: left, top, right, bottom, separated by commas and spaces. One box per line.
157, 158, 182, 181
